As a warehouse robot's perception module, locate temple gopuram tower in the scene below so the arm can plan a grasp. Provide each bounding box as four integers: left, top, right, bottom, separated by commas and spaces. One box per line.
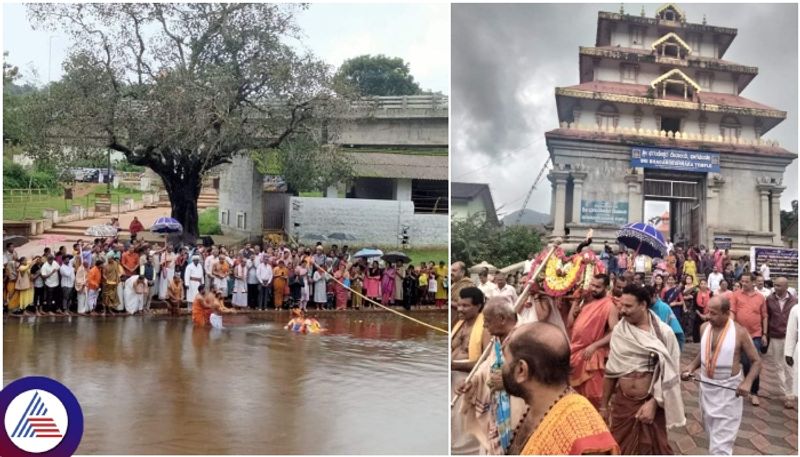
546, 3, 796, 255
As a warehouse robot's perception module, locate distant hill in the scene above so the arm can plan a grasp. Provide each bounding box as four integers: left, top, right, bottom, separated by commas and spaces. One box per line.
503, 208, 551, 226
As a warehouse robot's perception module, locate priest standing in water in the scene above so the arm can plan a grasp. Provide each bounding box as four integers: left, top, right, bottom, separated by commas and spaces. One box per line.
681, 296, 761, 455
451, 286, 491, 455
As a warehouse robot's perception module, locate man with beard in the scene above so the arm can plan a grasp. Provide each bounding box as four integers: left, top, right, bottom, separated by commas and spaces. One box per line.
451, 286, 491, 455
455, 298, 527, 454
450, 261, 475, 310
602, 284, 685, 454
502, 322, 619, 455
568, 274, 619, 408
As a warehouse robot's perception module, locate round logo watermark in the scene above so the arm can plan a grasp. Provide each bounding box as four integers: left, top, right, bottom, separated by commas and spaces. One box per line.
0, 377, 83, 457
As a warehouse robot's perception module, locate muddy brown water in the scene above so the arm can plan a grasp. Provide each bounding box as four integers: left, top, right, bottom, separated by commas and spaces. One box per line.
3, 311, 448, 454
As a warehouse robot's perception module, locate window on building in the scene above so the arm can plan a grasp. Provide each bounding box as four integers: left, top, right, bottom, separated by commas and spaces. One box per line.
653, 69, 698, 101
237, 212, 247, 230
595, 103, 619, 130
620, 64, 637, 83
719, 115, 741, 141
660, 116, 681, 134
697, 72, 713, 91
630, 26, 645, 47
657, 5, 685, 22
220, 210, 229, 226
689, 34, 702, 55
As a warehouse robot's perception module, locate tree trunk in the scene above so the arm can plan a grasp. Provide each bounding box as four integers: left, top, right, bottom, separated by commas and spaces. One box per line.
160, 172, 202, 243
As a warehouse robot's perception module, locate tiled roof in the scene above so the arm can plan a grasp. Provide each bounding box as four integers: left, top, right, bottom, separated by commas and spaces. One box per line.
452, 182, 490, 199
349, 152, 447, 180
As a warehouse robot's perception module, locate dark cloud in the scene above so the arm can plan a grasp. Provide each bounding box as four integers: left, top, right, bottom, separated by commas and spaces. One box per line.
452, 3, 798, 212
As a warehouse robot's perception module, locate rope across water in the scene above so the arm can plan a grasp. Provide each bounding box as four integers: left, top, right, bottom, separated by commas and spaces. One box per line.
313, 261, 449, 334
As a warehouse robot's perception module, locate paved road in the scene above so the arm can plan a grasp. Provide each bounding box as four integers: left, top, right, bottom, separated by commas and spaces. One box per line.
669, 342, 798, 455
15, 207, 179, 259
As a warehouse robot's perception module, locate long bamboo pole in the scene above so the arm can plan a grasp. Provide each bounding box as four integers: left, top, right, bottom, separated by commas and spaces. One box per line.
450, 243, 559, 408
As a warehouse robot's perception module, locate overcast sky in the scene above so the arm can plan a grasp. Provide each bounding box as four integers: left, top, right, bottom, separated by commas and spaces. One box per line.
2, 3, 449, 94
452, 3, 798, 216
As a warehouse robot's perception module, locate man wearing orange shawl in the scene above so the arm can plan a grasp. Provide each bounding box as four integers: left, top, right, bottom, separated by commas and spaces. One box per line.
568, 274, 619, 408
451, 287, 491, 455
502, 322, 619, 455
191, 285, 212, 326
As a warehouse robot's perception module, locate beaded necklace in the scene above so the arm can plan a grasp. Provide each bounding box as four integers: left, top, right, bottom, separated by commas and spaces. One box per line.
507, 385, 573, 454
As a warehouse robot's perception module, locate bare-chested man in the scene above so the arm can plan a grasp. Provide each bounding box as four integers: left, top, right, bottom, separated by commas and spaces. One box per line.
681, 296, 761, 455
451, 286, 491, 455
602, 284, 684, 454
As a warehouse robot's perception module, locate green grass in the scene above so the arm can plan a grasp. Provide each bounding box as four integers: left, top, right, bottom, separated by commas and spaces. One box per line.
199, 207, 222, 235
404, 248, 448, 266
299, 191, 323, 197
2, 184, 147, 221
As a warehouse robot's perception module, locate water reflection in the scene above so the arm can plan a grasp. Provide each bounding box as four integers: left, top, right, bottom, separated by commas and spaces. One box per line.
3, 312, 448, 454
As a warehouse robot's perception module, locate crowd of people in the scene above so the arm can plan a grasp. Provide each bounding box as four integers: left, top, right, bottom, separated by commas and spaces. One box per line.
2, 234, 450, 319
451, 241, 798, 456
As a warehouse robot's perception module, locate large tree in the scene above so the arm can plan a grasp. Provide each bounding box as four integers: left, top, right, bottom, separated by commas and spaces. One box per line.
26, 3, 336, 239
334, 54, 422, 96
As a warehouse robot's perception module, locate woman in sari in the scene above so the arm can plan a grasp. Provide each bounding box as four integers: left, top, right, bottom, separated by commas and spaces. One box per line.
15, 258, 33, 315
273, 260, 289, 310
74, 256, 88, 314
683, 255, 698, 287
333, 262, 350, 310
350, 265, 364, 310
365, 261, 381, 307
381, 263, 396, 306
402, 264, 419, 310
6, 258, 18, 312
660, 275, 685, 327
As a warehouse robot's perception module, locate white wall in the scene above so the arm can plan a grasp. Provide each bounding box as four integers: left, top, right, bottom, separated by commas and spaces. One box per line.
287, 197, 447, 247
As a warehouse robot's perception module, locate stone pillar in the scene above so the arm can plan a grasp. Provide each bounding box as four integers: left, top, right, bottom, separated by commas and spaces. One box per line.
548, 170, 570, 237
325, 184, 339, 198
771, 187, 785, 243
624, 173, 643, 223
706, 174, 725, 243
394, 178, 413, 201
571, 171, 588, 224
757, 186, 771, 232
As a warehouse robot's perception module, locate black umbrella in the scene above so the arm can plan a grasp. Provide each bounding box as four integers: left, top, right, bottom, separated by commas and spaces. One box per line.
382, 251, 411, 264
3, 235, 29, 248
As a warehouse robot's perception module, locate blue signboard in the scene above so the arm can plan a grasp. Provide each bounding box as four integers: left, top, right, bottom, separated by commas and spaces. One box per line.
580, 200, 629, 225
750, 247, 798, 278
631, 147, 720, 173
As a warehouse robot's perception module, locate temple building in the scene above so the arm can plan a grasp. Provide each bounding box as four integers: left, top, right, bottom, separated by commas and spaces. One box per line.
546, 3, 796, 255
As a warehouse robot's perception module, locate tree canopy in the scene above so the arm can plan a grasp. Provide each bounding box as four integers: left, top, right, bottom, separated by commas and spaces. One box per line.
334, 54, 422, 96
25, 3, 340, 239
451, 216, 544, 268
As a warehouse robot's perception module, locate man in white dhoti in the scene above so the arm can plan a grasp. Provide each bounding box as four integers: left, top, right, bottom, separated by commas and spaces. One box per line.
212, 253, 231, 297
158, 246, 175, 300
785, 303, 799, 402
184, 255, 205, 303
204, 249, 218, 290
123, 275, 147, 315
766, 277, 798, 409
682, 296, 762, 455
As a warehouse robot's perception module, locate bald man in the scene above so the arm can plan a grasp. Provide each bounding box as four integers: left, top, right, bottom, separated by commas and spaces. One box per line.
456, 298, 526, 454
766, 277, 798, 408
682, 296, 761, 454
450, 261, 475, 310
502, 322, 618, 455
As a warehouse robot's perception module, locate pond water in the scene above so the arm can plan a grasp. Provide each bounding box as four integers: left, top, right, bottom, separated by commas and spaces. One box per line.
3, 311, 448, 454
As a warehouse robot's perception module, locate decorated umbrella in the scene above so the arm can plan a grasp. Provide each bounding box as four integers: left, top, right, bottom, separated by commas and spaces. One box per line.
3, 235, 29, 248
382, 251, 411, 264
353, 248, 383, 259
616, 222, 668, 259
85, 224, 118, 237
150, 217, 183, 234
